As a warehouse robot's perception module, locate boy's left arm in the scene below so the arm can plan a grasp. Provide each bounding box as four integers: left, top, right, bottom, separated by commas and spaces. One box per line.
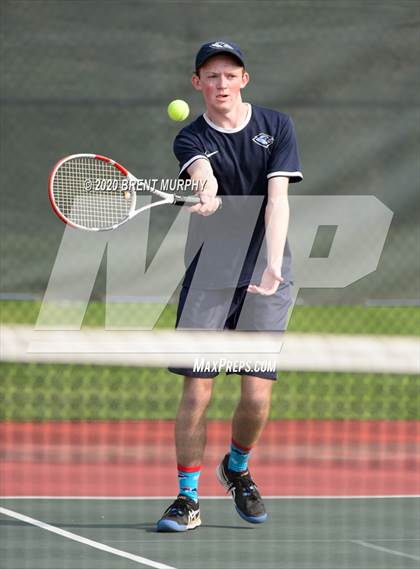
247, 176, 290, 295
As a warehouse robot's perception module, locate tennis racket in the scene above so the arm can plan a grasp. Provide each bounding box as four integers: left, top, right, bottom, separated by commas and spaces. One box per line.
48, 153, 210, 231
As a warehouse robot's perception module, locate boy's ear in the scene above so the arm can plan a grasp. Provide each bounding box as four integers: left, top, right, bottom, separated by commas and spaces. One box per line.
192, 73, 202, 91
240, 71, 250, 89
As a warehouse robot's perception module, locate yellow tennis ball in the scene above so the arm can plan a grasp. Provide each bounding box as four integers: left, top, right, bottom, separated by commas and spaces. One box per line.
167, 99, 190, 122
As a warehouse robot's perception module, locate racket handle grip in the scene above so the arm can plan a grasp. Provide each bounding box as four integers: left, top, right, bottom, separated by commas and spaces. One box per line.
174, 194, 200, 205
173, 195, 222, 209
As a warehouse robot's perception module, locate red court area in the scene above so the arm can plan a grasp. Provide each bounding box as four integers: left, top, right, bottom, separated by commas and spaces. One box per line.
1, 420, 419, 497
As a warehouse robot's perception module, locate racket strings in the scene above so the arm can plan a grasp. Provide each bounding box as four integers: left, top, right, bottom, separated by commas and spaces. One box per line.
53, 157, 134, 229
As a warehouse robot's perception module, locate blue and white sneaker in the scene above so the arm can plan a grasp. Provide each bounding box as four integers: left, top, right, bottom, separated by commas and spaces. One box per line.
217, 453, 268, 524
156, 494, 201, 532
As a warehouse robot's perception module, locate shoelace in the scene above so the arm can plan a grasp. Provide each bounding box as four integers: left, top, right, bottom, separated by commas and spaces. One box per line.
229, 473, 259, 499
166, 498, 193, 516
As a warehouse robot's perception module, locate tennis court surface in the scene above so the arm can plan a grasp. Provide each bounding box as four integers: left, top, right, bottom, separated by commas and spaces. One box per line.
1, 496, 419, 569
1, 304, 419, 568
1, 418, 419, 569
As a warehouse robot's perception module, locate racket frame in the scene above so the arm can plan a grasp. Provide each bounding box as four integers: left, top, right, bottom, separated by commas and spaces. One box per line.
49, 153, 201, 231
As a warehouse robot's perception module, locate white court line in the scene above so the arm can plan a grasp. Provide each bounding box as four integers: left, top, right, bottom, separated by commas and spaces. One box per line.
2, 495, 419, 500
0, 506, 176, 569
351, 540, 420, 562
107, 538, 420, 544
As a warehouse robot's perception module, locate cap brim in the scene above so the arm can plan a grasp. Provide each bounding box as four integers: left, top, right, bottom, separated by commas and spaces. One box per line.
196, 51, 244, 71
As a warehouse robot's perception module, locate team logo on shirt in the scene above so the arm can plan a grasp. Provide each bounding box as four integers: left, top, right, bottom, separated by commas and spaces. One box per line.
252, 133, 274, 148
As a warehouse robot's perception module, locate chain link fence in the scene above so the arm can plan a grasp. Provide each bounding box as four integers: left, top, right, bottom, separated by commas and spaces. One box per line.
1, 1, 419, 424
1, 0, 419, 306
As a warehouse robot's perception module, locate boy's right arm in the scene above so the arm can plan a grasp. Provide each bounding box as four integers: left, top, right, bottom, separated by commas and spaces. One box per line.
187, 158, 220, 216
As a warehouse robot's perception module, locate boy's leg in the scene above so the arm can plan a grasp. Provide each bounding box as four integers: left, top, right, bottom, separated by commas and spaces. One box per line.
217, 376, 273, 524
157, 377, 213, 532
232, 375, 273, 449
176, 376, 214, 465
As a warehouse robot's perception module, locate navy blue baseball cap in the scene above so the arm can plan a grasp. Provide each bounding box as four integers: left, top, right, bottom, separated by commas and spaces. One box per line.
195, 41, 245, 71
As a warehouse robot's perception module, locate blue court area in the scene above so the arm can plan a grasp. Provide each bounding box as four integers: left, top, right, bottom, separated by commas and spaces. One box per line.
1, 497, 419, 569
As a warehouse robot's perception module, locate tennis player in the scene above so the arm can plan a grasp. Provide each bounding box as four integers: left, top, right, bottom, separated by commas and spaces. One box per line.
157, 40, 303, 532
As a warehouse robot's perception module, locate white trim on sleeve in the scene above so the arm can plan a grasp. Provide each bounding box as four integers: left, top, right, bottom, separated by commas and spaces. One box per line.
179, 154, 209, 176
267, 170, 303, 180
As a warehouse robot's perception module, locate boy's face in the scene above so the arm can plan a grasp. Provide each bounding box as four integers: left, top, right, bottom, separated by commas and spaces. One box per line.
192, 55, 249, 113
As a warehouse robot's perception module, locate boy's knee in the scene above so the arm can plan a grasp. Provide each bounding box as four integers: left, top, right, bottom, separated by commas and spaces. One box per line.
182, 378, 213, 410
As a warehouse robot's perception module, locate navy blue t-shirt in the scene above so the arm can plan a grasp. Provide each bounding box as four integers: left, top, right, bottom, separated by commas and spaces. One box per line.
174, 104, 303, 289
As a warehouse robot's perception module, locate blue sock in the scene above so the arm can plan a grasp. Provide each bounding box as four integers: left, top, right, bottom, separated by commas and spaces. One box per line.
178, 464, 201, 503
228, 440, 252, 472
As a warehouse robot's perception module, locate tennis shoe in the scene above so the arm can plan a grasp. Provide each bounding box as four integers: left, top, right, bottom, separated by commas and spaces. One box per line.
216, 453, 267, 524
156, 494, 201, 532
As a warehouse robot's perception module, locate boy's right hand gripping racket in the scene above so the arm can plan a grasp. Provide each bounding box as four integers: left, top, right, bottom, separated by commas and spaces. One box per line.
48, 153, 218, 231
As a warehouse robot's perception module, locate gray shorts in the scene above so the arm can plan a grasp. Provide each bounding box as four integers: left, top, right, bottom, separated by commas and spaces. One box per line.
168, 282, 293, 380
